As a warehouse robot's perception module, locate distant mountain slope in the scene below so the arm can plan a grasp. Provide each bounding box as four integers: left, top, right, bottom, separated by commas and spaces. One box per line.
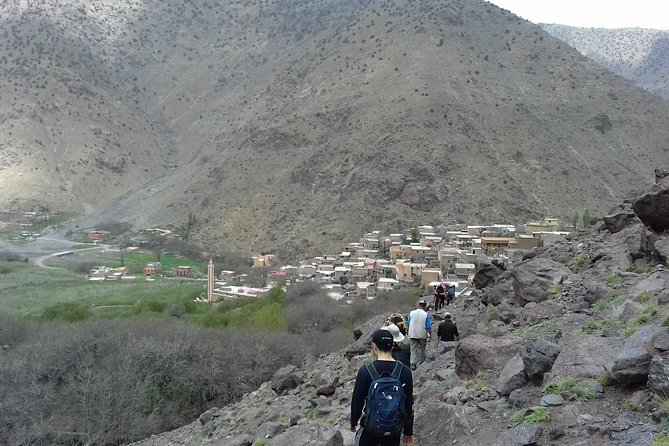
1, 0, 669, 258
540, 24, 669, 100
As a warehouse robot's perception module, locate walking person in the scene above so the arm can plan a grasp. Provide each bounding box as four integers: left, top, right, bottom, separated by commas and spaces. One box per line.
384, 323, 410, 368
407, 299, 431, 370
436, 313, 459, 353
446, 284, 456, 306
434, 283, 446, 310
350, 329, 414, 446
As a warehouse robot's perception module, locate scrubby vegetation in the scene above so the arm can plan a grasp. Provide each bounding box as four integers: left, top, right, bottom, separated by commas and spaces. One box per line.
0, 270, 415, 445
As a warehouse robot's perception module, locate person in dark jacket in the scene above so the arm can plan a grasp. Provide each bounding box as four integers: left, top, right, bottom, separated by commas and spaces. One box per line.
350, 329, 414, 446
436, 313, 459, 353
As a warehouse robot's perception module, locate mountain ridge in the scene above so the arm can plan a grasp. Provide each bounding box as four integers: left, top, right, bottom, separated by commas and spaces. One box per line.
539, 23, 669, 100
1, 0, 668, 258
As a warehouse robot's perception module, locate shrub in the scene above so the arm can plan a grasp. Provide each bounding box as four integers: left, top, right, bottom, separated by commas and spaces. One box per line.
0, 318, 345, 445
512, 407, 550, 425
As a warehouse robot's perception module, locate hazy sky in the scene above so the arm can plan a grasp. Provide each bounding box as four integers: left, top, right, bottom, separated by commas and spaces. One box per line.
485, 0, 669, 30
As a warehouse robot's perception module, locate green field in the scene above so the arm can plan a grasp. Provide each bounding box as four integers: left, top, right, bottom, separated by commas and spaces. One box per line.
0, 260, 287, 330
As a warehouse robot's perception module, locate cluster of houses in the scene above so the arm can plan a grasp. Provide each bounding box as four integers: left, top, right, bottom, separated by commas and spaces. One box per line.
205, 218, 569, 302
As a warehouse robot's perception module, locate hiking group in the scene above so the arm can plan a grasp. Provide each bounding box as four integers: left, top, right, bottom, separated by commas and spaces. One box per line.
350, 300, 459, 445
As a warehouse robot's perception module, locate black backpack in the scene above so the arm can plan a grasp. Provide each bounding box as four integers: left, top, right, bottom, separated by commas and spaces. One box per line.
363, 362, 406, 438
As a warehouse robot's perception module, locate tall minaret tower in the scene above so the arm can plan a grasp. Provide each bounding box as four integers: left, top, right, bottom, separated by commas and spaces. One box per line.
207, 259, 215, 302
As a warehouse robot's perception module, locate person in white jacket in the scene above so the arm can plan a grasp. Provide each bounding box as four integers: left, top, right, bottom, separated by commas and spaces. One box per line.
406, 299, 431, 370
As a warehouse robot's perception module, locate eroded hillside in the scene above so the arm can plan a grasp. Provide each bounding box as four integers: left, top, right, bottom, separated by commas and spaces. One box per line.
1, 0, 669, 258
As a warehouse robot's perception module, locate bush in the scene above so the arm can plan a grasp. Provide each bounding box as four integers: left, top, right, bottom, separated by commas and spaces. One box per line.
0, 318, 345, 445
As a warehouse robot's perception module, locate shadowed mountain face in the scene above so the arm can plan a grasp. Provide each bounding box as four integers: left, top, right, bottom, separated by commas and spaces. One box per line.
540, 24, 669, 100
1, 0, 669, 258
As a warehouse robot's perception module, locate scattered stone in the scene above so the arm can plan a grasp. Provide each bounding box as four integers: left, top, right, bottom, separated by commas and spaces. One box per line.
502, 423, 542, 446
322, 429, 344, 446
548, 427, 565, 440
603, 210, 638, 234
608, 327, 660, 385
316, 383, 336, 397
523, 339, 561, 382
211, 434, 254, 446
629, 271, 669, 297
496, 356, 528, 396
613, 300, 645, 321
508, 387, 540, 408
648, 351, 669, 395
607, 424, 657, 446
656, 237, 669, 262
659, 290, 669, 305
540, 394, 564, 407
651, 329, 669, 352
199, 407, 219, 425
271, 365, 303, 394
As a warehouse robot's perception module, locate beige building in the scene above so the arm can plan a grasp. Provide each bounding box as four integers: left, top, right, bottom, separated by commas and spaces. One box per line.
512, 234, 541, 250
481, 237, 515, 255
421, 268, 443, 288
525, 218, 559, 234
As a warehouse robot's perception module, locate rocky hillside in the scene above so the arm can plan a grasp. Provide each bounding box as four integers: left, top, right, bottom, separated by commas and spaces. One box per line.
129, 170, 669, 446
540, 24, 669, 100
1, 1, 669, 258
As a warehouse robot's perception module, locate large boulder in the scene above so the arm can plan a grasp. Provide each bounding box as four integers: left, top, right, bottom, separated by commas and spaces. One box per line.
632, 167, 669, 233
512, 257, 570, 306
474, 260, 506, 289
544, 335, 620, 383
629, 271, 669, 297
656, 237, 669, 263
648, 351, 669, 395
345, 315, 386, 359
496, 356, 528, 396
455, 334, 521, 377
413, 402, 481, 446
481, 280, 513, 307
603, 210, 639, 234
608, 327, 661, 385
523, 339, 561, 382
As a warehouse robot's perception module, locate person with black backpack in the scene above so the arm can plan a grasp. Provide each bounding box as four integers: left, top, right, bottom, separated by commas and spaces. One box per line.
350, 329, 414, 446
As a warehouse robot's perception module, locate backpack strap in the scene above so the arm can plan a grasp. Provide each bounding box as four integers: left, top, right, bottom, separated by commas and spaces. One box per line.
366, 362, 380, 380
390, 360, 403, 379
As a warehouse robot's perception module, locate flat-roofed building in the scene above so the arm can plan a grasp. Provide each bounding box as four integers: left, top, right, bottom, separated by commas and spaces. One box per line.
421, 268, 443, 288
455, 263, 476, 278
525, 218, 559, 234
512, 234, 541, 250
481, 237, 515, 255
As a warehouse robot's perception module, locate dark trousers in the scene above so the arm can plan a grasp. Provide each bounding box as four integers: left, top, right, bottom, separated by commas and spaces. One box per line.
355, 428, 401, 446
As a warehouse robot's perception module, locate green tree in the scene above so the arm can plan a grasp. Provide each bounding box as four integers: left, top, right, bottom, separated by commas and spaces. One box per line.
410, 228, 420, 243
572, 211, 580, 229
582, 208, 591, 228
184, 212, 197, 240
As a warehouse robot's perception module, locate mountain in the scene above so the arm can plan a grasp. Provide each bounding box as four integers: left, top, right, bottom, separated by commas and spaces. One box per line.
540, 24, 669, 100
1, 0, 669, 259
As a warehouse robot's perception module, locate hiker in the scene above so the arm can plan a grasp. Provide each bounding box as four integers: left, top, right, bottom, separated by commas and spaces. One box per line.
434, 283, 446, 310
436, 312, 459, 353
407, 299, 431, 370
350, 329, 414, 446
446, 284, 456, 306
384, 323, 410, 368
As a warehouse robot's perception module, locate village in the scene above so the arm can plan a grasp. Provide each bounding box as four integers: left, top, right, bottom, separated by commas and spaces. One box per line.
0, 208, 572, 304
204, 217, 571, 302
